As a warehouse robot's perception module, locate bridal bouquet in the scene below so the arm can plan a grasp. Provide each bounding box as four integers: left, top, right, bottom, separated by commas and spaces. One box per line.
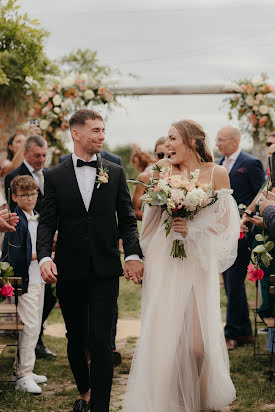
131, 165, 218, 259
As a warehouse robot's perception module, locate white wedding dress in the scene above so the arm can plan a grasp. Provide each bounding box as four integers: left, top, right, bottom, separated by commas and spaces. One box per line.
122, 179, 240, 411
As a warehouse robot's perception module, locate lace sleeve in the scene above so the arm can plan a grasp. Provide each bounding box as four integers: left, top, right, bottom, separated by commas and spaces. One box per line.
184, 189, 240, 272
140, 205, 162, 257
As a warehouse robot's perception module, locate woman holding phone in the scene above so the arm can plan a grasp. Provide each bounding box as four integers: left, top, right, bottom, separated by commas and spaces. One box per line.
241, 132, 275, 321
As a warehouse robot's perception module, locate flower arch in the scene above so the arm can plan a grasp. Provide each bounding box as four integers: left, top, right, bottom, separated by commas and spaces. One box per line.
31, 73, 116, 164
226, 74, 275, 143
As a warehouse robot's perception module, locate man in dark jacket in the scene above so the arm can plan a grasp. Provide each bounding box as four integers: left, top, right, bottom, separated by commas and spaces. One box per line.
37, 109, 143, 412
216, 125, 265, 350
260, 191, 275, 236
59, 149, 123, 365
5, 135, 47, 212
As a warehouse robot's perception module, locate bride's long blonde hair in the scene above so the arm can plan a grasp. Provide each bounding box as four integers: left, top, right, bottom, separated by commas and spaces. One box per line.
172, 119, 213, 163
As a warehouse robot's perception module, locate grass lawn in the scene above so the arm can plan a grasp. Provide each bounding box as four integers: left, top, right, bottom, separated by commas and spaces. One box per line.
0, 276, 274, 411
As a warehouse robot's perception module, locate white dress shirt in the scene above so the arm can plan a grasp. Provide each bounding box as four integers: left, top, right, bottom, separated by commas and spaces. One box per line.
222, 148, 241, 173
23, 159, 43, 187
23, 210, 44, 284
39, 152, 141, 266
72, 153, 97, 211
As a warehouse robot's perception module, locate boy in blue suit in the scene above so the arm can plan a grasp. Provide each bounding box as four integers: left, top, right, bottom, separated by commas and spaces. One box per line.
2, 175, 47, 393
216, 125, 265, 350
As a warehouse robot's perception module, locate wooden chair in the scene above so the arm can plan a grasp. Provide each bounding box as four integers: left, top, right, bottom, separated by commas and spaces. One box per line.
249, 281, 266, 358
0, 277, 23, 382
263, 274, 275, 381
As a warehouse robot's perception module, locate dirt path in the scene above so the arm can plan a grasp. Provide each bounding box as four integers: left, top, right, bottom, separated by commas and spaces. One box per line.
45, 318, 141, 340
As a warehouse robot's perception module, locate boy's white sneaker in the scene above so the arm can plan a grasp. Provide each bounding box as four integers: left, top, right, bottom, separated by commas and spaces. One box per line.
31, 373, 47, 384
15, 376, 42, 394
12, 372, 47, 384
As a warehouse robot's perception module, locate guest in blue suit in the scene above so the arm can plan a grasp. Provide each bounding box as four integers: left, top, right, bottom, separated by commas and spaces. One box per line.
216, 125, 265, 350
59, 149, 123, 366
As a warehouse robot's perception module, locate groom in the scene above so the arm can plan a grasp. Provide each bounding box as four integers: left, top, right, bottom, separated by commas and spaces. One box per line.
37, 109, 143, 412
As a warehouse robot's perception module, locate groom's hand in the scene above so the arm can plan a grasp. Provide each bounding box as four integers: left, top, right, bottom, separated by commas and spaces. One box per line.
123, 260, 143, 284
41, 261, 58, 284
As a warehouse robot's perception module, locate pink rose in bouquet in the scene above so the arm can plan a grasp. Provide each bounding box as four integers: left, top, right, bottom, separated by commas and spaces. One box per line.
0, 283, 14, 297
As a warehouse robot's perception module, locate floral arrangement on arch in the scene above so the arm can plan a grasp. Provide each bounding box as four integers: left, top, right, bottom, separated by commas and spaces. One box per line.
31, 73, 116, 163
226, 74, 275, 142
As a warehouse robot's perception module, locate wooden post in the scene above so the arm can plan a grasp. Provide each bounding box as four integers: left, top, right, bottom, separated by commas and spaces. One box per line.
110, 83, 239, 96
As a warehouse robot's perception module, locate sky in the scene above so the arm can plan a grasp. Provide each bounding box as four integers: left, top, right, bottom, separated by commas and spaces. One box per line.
21, 0, 275, 152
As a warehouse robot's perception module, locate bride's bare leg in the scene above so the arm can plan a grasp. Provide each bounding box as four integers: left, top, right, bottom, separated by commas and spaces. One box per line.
192, 293, 204, 377
191, 292, 208, 410
174, 290, 206, 411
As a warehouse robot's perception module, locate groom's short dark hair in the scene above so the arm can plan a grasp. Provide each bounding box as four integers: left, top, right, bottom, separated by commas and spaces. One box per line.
69, 109, 103, 129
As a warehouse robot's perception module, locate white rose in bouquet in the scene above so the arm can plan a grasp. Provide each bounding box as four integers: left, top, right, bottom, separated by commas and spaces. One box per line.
157, 179, 170, 195
54, 107, 61, 114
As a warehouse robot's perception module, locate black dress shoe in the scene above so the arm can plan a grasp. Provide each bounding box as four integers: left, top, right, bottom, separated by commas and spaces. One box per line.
70, 399, 90, 412
35, 343, 56, 359
113, 351, 122, 367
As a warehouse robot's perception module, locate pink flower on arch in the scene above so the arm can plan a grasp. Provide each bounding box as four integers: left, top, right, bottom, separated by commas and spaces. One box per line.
247, 264, 264, 282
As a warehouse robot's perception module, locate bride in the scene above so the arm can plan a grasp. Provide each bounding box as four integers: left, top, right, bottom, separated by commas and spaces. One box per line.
123, 120, 240, 412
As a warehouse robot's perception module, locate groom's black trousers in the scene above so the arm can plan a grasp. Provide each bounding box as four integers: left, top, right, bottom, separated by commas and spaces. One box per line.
57, 275, 119, 412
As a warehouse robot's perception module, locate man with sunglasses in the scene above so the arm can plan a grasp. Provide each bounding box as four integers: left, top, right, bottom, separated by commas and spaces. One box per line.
216, 125, 265, 350
132, 137, 168, 220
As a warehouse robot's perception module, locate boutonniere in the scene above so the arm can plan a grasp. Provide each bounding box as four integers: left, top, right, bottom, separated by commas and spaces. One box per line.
96, 163, 109, 189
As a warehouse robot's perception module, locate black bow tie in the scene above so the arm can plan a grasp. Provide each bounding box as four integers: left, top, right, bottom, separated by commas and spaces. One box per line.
76, 159, 97, 168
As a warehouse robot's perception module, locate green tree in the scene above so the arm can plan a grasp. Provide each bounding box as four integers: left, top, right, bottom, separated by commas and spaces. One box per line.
0, 0, 57, 107
56, 49, 114, 81
112, 144, 137, 180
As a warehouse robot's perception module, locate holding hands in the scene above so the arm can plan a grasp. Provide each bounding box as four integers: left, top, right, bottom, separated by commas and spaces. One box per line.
40, 261, 58, 284
123, 260, 143, 284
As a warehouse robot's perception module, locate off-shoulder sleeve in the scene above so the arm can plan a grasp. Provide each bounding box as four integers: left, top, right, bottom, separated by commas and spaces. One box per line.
140, 205, 162, 257
184, 189, 240, 272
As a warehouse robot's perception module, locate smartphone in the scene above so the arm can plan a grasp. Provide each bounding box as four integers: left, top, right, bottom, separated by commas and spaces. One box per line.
244, 211, 256, 218
268, 152, 275, 187
30, 119, 39, 127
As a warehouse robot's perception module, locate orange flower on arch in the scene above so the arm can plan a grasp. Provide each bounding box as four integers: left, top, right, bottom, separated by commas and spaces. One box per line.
64, 89, 76, 98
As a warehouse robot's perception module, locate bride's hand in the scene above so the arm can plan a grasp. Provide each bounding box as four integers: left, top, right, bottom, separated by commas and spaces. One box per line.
172, 217, 188, 238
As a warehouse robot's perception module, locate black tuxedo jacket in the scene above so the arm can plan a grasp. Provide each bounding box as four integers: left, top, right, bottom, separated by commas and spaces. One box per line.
37, 155, 142, 282
217, 151, 265, 206
59, 150, 123, 166
4, 162, 44, 213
